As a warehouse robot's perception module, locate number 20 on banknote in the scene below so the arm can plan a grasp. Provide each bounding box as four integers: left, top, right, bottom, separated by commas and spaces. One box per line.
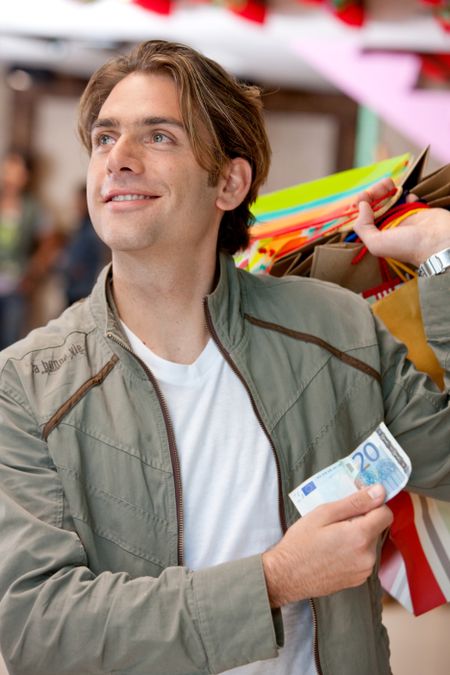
289, 423, 412, 516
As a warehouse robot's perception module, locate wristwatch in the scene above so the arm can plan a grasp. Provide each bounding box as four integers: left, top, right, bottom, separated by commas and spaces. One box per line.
418, 247, 450, 277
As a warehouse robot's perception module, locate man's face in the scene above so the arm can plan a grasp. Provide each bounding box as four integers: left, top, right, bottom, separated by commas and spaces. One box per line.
86, 72, 224, 258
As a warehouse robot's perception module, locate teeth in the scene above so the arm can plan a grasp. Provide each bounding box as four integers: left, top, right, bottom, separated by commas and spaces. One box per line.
111, 194, 152, 202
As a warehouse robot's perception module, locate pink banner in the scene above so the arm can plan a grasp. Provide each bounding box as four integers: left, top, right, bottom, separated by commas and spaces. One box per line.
293, 39, 450, 164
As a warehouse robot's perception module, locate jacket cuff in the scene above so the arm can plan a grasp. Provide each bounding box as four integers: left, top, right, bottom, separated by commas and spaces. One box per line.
193, 554, 280, 673
419, 272, 450, 340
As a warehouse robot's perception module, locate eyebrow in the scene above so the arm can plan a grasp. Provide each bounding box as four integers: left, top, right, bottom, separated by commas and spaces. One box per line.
91, 116, 185, 132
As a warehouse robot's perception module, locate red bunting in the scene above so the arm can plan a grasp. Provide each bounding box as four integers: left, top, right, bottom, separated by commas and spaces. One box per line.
108, 1, 450, 33
331, 4, 364, 26
132, 0, 172, 15
327, 1, 365, 27
296, 1, 365, 27
420, 53, 450, 82
228, 0, 266, 23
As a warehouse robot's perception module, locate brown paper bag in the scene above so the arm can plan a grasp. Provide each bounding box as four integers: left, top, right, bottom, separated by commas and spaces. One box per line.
309, 242, 384, 294
372, 278, 444, 389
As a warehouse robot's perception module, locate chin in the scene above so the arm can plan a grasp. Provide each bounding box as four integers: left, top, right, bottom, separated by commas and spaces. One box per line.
96, 227, 154, 252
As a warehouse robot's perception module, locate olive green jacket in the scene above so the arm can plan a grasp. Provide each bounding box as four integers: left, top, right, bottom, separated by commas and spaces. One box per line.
1, 255, 449, 674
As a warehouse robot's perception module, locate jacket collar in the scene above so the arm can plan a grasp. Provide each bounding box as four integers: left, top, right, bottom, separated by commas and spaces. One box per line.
89, 253, 247, 354
204, 253, 247, 353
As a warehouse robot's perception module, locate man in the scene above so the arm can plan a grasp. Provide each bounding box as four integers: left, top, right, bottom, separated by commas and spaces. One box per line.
0, 40, 449, 675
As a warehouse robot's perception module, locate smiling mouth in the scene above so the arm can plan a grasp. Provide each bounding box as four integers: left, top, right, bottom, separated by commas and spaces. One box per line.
110, 194, 156, 202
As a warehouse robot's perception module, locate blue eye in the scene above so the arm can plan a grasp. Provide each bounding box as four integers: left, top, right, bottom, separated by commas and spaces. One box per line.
152, 132, 169, 143
95, 133, 114, 146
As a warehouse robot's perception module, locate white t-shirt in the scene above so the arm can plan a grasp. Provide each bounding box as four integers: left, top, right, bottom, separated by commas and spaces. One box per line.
122, 325, 315, 674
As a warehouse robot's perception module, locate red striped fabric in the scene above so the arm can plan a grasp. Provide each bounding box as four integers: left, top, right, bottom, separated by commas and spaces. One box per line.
386, 491, 447, 615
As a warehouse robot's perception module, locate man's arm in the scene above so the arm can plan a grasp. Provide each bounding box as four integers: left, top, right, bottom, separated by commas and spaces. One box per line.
263, 181, 450, 608
0, 378, 279, 675
354, 178, 450, 496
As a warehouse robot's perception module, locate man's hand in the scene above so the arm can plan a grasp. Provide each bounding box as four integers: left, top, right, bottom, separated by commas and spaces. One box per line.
353, 178, 450, 267
262, 484, 392, 608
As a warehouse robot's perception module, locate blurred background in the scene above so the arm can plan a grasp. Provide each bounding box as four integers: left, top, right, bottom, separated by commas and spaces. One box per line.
1, 0, 450, 671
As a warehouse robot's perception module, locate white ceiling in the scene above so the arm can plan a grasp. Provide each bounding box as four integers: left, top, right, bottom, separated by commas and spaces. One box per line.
1, 0, 450, 88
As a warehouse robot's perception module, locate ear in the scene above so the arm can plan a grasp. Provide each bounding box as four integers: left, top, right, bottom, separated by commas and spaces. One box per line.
215, 158, 252, 212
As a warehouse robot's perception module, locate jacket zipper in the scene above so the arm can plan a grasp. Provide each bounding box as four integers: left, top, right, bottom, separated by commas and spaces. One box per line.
109, 308, 323, 673
204, 300, 323, 675
310, 599, 323, 675
106, 331, 184, 566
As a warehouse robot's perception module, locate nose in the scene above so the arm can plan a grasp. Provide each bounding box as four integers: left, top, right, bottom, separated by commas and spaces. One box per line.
106, 135, 144, 175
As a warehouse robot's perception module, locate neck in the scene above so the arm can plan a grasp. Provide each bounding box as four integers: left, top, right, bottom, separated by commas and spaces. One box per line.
111, 248, 220, 364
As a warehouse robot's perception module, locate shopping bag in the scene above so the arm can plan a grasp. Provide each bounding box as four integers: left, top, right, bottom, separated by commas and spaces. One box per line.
309, 241, 384, 293
380, 491, 450, 615
374, 280, 449, 615
372, 278, 444, 390
234, 152, 411, 274
237, 146, 450, 287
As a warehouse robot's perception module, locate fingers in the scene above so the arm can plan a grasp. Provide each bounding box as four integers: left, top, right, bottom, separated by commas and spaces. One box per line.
355, 178, 396, 206
352, 179, 409, 256
363, 503, 394, 535
352, 178, 397, 242
406, 192, 419, 203
353, 194, 436, 261
314, 484, 386, 526
355, 189, 371, 205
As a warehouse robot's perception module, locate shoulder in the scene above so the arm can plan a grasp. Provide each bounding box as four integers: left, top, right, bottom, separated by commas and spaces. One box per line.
237, 269, 378, 349
2, 299, 93, 359
0, 265, 113, 375
0, 293, 119, 428
0, 299, 96, 390
239, 268, 371, 319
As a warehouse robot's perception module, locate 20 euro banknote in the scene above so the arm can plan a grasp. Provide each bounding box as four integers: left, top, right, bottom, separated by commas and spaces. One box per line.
289, 423, 412, 516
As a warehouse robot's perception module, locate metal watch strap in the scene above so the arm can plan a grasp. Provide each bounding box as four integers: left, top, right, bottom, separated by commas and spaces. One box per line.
418, 247, 450, 277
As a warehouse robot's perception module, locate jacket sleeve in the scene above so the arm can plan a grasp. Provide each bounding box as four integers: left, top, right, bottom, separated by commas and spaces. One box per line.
0, 372, 279, 675
375, 272, 450, 500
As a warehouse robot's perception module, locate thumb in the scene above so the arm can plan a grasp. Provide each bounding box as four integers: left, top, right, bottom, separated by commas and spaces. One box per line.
353, 200, 377, 239
353, 200, 385, 256
316, 484, 386, 525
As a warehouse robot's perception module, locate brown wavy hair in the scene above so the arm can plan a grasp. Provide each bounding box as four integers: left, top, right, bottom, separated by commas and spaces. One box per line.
78, 40, 271, 255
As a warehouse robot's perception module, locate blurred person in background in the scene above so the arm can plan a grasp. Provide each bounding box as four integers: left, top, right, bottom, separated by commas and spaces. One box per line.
0, 148, 54, 348
58, 183, 109, 306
